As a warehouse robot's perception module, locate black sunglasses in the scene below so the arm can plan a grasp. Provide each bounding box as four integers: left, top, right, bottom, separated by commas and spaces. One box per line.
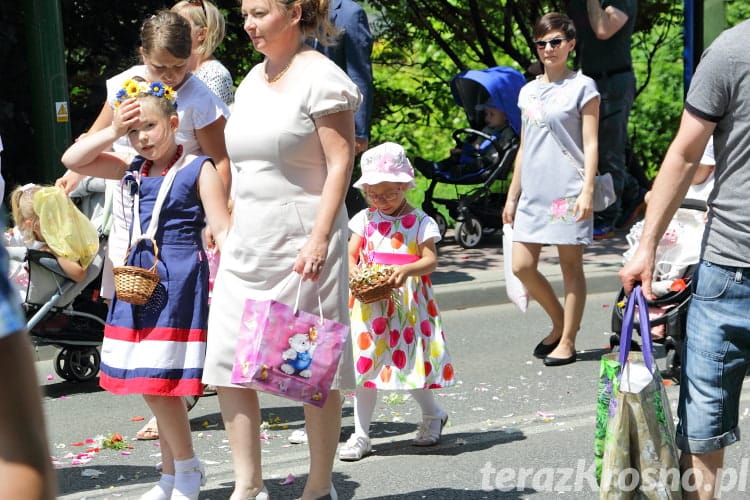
534, 38, 567, 49
187, 0, 207, 17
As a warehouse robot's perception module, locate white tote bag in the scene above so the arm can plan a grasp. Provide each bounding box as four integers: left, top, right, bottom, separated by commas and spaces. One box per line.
502, 224, 529, 312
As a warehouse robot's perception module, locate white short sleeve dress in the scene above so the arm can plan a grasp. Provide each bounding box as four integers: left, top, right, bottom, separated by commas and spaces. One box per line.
203, 51, 361, 390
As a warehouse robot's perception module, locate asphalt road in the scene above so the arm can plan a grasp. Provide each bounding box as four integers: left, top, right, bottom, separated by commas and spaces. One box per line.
39, 292, 750, 499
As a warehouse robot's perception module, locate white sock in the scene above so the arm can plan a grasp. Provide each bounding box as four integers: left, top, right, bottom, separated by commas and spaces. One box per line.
140, 474, 174, 500
352, 387, 377, 438
410, 388, 445, 432
171, 456, 203, 500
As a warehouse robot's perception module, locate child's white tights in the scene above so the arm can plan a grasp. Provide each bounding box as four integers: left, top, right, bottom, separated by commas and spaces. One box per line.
352, 387, 444, 438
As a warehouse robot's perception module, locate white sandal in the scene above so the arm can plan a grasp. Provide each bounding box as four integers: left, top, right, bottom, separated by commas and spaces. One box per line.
412, 413, 448, 446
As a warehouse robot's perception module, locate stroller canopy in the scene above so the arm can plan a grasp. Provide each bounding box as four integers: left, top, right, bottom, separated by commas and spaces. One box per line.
450, 66, 525, 136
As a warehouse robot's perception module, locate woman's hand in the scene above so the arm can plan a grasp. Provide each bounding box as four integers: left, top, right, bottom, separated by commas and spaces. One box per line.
573, 191, 594, 221
502, 199, 517, 225
294, 237, 329, 281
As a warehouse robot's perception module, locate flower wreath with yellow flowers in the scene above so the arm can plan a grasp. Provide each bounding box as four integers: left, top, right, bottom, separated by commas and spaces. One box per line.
114, 79, 176, 107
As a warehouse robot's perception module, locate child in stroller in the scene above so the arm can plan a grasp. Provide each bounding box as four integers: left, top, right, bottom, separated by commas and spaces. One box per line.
413, 66, 525, 248
610, 139, 715, 382
8, 185, 92, 284
6, 184, 107, 383
445, 99, 517, 177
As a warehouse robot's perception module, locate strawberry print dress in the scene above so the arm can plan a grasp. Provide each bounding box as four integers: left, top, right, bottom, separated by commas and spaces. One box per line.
348, 207, 455, 390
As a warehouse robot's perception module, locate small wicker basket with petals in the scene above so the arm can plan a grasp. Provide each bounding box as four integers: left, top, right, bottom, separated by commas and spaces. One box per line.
349, 266, 394, 304
113, 238, 160, 305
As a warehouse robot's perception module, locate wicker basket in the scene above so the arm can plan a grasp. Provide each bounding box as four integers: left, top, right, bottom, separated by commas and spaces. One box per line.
349, 266, 394, 304
113, 238, 160, 305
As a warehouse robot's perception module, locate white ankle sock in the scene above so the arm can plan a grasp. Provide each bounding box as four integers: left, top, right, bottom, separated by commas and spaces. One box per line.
353, 387, 377, 438
140, 474, 174, 500
171, 456, 203, 500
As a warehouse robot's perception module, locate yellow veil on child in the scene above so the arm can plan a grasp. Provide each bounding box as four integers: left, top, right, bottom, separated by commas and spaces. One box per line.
31, 186, 99, 268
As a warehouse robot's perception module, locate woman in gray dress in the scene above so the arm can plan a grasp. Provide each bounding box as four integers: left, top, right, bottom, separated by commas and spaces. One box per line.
502, 12, 600, 367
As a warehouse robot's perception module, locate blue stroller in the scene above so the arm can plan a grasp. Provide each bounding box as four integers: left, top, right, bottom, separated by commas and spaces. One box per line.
413, 66, 525, 248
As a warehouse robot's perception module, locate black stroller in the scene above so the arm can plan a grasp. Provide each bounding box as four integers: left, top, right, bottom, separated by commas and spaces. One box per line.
413, 66, 525, 248
609, 200, 707, 382
9, 243, 108, 382
7, 184, 109, 384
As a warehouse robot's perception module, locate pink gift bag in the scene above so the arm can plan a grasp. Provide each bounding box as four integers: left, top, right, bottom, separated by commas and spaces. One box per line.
231, 279, 349, 407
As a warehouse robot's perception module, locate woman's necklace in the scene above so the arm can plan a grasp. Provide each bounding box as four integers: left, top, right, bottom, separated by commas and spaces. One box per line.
142, 145, 183, 177
265, 53, 297, 84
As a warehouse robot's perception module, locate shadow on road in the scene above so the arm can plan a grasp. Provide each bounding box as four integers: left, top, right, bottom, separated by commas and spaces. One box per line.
363, 428, 525, 458
370, 488, 539, 499
56, 464, 158, 496
202, 471, 539, 499
43, 378, 104, 398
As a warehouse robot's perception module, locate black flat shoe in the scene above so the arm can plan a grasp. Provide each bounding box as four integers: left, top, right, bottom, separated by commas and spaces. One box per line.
533, 338, 561, 359
543, 354, 577, 367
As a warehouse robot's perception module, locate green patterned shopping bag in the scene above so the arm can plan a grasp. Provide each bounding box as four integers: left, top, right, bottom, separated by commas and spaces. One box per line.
594, 286, 682, 499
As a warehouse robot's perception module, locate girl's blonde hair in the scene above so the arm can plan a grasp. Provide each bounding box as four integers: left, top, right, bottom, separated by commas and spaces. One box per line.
9, 184, 42, 244
171, 0, 226, 57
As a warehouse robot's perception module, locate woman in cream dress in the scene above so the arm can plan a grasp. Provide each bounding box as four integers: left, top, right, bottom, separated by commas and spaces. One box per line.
202, 0, 360, 498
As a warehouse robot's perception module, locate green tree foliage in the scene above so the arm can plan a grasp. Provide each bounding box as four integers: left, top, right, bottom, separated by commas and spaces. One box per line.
366, 0, 683, 177
61, 1, 259, 140
727, 2, 750, 25
1, 1, 745, 188
1, 1, 260, 186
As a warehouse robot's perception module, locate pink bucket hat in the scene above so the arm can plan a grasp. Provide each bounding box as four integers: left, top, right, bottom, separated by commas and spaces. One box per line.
353, 142, 416, 189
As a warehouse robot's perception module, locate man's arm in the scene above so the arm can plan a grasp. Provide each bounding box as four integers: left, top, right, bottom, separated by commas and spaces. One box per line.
619, 111, 714, 296
586, 0, 629, 39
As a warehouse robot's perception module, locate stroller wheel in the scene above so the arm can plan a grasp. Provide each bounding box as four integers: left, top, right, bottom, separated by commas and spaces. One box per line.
608, 333, 641, 353
433, 212, 448, 239
609, 333, 620, 351
54, 348, 74, 381
663, 348, 681, 384
65, 347, 101, 382
455, 217, 483, 248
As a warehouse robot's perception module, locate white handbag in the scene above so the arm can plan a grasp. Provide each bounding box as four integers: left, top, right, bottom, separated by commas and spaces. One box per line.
593, 172, 616, 211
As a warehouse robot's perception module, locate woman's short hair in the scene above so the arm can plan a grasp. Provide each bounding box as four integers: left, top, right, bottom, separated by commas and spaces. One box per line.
532, 12, 577, 41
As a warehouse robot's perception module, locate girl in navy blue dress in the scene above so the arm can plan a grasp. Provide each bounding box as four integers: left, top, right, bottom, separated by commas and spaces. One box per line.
62, 79, 230, 500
